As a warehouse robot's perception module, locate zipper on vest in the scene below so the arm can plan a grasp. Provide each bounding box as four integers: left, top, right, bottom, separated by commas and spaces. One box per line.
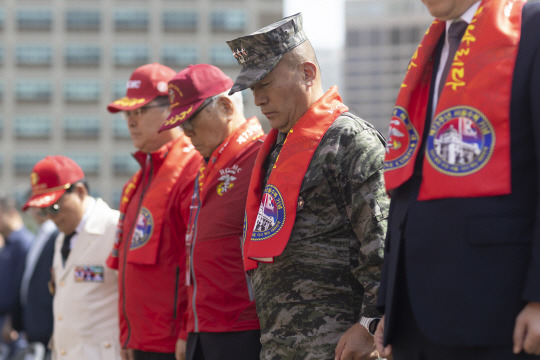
121, 154, 154, 348
190, 177, 202, 333
241, 236, 255, 302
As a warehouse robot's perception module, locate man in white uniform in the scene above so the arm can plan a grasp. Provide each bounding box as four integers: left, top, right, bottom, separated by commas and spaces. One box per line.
23, 155, 121, 360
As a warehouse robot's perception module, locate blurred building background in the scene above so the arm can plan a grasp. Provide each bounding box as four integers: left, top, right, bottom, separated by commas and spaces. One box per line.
0, 0, 282, 206
343, 0, 431, 133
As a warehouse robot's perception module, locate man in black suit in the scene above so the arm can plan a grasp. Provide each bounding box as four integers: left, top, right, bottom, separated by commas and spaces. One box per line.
0, 196, 33, 358
375, 0, 540, 359
18, 208, 58, 348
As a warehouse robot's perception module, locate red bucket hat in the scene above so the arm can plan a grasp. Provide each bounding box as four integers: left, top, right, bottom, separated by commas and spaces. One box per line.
107, 63, 176, 113
159, 64, 234, 132
22, 156, 85, 211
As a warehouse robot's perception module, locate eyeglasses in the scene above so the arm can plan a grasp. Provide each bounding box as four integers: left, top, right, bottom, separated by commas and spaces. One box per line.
180, 96, 217, 131
38, 185, 74, 217
123, 102, 169, 119
39, 203, 60, 216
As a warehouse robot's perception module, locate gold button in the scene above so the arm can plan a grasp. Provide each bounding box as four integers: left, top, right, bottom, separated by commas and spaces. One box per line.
59, 281, 65, 287
104, 342, 111, 348
57, 315, 63, 321
61, 349, 66, 355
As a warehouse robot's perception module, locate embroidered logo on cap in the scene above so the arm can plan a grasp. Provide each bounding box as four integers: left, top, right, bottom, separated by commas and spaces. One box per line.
31, 194, 57, 207
161, 106, 193, 128
113, 97, 146, 107
233, 48, 248, 65
127, 80, 141, 89
30, 172, 39, 186
168, 84, 184, 108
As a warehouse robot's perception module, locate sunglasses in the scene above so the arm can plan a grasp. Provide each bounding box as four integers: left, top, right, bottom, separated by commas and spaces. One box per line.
38, 185, 74, 216
123, 102, 169, 119
180, 96, 218, 131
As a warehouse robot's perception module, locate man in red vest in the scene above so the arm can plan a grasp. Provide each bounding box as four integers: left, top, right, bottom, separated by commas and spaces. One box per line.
227, 13, 389, 360
158, 64, 263, 360
106, 63, 202, 360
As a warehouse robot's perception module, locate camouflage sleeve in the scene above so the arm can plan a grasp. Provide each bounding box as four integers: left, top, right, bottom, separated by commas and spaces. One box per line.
335, 116, 389, 318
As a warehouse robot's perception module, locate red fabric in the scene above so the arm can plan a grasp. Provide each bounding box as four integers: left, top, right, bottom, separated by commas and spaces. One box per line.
181, 118, 264, 337
243, 87, 348, 271
384, 0, 523, 200
108, 134, 202, 352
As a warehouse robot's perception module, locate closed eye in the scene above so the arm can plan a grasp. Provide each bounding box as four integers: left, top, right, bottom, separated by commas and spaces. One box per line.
250, 79, 272, 92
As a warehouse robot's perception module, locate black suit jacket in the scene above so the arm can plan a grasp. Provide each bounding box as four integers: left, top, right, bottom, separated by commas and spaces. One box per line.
379, 2, 540, 347
21, 229, 58, 344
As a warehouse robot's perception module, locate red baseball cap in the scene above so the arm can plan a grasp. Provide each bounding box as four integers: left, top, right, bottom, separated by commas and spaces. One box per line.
107, 63, 176, 113
158, 64, 234, 132
22, 156, 85, 211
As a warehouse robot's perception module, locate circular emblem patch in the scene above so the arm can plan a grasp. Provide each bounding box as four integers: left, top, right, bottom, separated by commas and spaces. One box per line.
130, 207, 154, 249
252, 185, 285, 241
426, 106, 495, 176
384, 106, 419, 170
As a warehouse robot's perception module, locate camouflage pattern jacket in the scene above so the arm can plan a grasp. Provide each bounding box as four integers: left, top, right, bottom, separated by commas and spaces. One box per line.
251, 113, 389, 359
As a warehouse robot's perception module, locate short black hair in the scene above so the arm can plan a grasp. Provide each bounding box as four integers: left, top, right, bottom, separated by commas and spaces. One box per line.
69, 179, 90, 194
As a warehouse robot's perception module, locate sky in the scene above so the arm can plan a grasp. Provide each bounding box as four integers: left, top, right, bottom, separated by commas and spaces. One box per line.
283, 0, 345, 50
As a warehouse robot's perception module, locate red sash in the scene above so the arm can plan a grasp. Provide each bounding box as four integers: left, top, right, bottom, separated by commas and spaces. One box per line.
107, 134, 196, 268
243, 87, 348, 271
184, 117, 264, 284
384, 0, 523, 200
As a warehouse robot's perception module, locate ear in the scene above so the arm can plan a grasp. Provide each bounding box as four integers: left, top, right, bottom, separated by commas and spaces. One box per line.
302, 61, 317, 87
217, 96, 234, 120
73, 182, 88, 200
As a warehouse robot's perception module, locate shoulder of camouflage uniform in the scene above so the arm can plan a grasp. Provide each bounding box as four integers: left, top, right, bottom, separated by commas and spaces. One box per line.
324, 113, 387, 179
330, 112, 386, 147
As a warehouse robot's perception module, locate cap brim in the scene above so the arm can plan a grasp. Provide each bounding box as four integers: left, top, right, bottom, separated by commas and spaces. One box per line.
229, 55, 283, 95
22, 189, 66, 211
158, 98, 206, 133
107, 96, 156, 113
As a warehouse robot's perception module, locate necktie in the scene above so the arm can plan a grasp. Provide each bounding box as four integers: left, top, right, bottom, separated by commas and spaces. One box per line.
438, 20, 468, 99
61, 231, 76, 264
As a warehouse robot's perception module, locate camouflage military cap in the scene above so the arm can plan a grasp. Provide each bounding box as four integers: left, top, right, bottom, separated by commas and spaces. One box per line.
226, 13, 307, 95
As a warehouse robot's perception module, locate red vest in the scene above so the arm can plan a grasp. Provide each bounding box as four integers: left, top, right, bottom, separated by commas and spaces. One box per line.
106, 134, 202, 351
181, 118, 263, 336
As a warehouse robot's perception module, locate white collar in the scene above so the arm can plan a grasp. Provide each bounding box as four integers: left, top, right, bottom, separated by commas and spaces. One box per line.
446, 1, 481, 31
75, 196, 96, 234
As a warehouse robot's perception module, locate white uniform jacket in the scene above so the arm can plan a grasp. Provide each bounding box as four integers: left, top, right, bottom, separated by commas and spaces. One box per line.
51, 198, 121, 360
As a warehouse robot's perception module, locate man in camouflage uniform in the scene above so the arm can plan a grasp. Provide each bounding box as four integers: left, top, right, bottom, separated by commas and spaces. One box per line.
227, 13, 389, 360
